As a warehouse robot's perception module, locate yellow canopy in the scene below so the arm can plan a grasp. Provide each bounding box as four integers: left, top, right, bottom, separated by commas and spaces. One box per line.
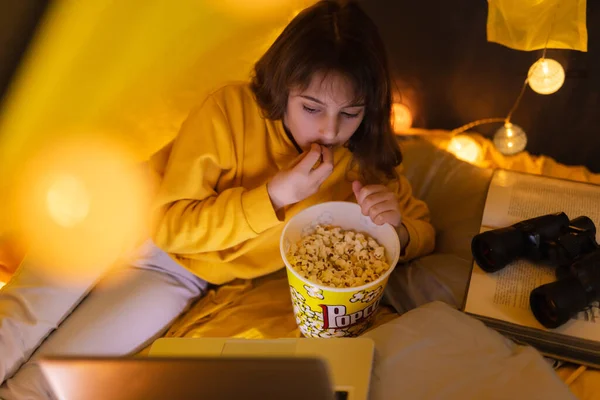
0, 0, 315, 233
487, 0, 587, 52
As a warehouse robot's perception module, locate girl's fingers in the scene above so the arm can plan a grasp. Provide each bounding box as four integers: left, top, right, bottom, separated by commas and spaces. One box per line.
360, 191, 395, 216
372, 209, 401, 227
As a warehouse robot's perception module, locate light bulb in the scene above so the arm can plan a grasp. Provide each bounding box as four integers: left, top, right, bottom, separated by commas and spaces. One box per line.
528, 58, 565, 95
493, 122, 527, 155
391, 103, 413, 132
447, 135, 482, 164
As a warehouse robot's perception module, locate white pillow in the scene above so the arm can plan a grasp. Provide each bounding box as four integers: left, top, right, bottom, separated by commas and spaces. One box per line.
364, 301, 575, 400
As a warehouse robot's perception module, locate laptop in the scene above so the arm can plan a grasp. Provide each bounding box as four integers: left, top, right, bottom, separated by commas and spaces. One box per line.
40, 356, 335, 400
148, 337, 375, 400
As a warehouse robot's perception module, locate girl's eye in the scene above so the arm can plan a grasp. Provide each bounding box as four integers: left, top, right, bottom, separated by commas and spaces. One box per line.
342, 111, 360, 118
303, 105, 319, 114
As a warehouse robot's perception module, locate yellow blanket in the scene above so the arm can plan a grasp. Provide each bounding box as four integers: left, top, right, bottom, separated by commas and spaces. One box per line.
417, 129, 600, 185
161, 269, 399, 341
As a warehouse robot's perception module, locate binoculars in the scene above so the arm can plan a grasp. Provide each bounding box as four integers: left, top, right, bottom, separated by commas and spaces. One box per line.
471, 212, 600, 329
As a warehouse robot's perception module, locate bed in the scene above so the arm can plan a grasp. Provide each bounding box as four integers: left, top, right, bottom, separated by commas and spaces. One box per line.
152, 132, 600, 399
1, 131, 599, 399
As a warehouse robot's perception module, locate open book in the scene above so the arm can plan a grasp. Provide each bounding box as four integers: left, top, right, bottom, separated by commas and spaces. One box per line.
463, 169, 600, 368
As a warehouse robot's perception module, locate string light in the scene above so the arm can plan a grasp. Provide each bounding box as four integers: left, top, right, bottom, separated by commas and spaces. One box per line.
391, 103, 413, 132
447, 135, 482, 163
450, 75, 530, 157
448, 2, 569, 158
492, 76, 529, 156
527, 57, 565, 95
493, 122, 527, 156
450, 73, 530, 157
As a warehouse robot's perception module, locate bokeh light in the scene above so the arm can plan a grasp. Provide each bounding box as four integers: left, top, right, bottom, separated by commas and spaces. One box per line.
12, 137, 152, 283
46, 174, 91, 228
391, 103, 413, 132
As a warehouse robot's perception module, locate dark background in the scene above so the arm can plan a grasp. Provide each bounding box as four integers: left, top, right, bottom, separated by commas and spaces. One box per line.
1, 0, 599, 171
0, 0, 48, 110
360, 0, 600, 172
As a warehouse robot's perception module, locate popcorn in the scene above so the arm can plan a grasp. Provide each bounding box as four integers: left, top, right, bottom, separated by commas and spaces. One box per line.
287, 225, 391, 288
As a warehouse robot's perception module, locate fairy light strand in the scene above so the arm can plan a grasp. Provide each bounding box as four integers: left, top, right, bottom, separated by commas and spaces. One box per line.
450, 1, 561, 138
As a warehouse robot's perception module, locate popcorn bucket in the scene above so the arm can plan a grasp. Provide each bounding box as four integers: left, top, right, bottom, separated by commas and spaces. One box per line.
280, 201, 401, 338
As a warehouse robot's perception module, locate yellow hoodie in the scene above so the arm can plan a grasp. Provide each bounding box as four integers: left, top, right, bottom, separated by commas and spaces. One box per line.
151, 83, 434, 285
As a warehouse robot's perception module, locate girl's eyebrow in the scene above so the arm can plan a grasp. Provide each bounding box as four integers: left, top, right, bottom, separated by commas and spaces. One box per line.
299, 95, 365, 108
344, 102, 365, 108
299, 95, 325, 104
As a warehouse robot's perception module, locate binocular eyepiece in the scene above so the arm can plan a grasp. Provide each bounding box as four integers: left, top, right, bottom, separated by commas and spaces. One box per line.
471, 212, 600, 329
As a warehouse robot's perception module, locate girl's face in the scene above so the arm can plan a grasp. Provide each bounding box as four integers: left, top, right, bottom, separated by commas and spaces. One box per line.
284, 71, 365, 151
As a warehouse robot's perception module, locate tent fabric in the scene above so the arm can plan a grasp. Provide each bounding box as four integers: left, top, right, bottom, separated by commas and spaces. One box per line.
487, 0, 587, 52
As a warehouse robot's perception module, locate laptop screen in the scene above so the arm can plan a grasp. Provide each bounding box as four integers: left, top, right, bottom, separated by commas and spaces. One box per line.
335, 391, 349, 400
41, 356, 337, 400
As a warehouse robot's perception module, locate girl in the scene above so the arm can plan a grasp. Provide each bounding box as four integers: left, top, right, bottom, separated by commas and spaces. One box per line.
0, 1, 434, 399
151, 0, 435, 284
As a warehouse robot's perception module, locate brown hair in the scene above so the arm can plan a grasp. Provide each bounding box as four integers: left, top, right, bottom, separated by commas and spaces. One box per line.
250, 0, 401, 183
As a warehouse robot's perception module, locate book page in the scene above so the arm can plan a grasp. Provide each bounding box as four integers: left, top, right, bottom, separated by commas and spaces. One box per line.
481, 170, 600, 242
465, 170, 600, 342
465, 250, 600, 342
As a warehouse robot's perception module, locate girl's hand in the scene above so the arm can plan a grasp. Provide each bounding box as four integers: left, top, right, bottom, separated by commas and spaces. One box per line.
268, 143, 334, 210
352, 181, 401, 227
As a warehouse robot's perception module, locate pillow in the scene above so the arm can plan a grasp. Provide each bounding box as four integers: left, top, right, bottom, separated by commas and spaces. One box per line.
383, 138, 493, 314
365, 301, 575, 400
399, 137, 493, 260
